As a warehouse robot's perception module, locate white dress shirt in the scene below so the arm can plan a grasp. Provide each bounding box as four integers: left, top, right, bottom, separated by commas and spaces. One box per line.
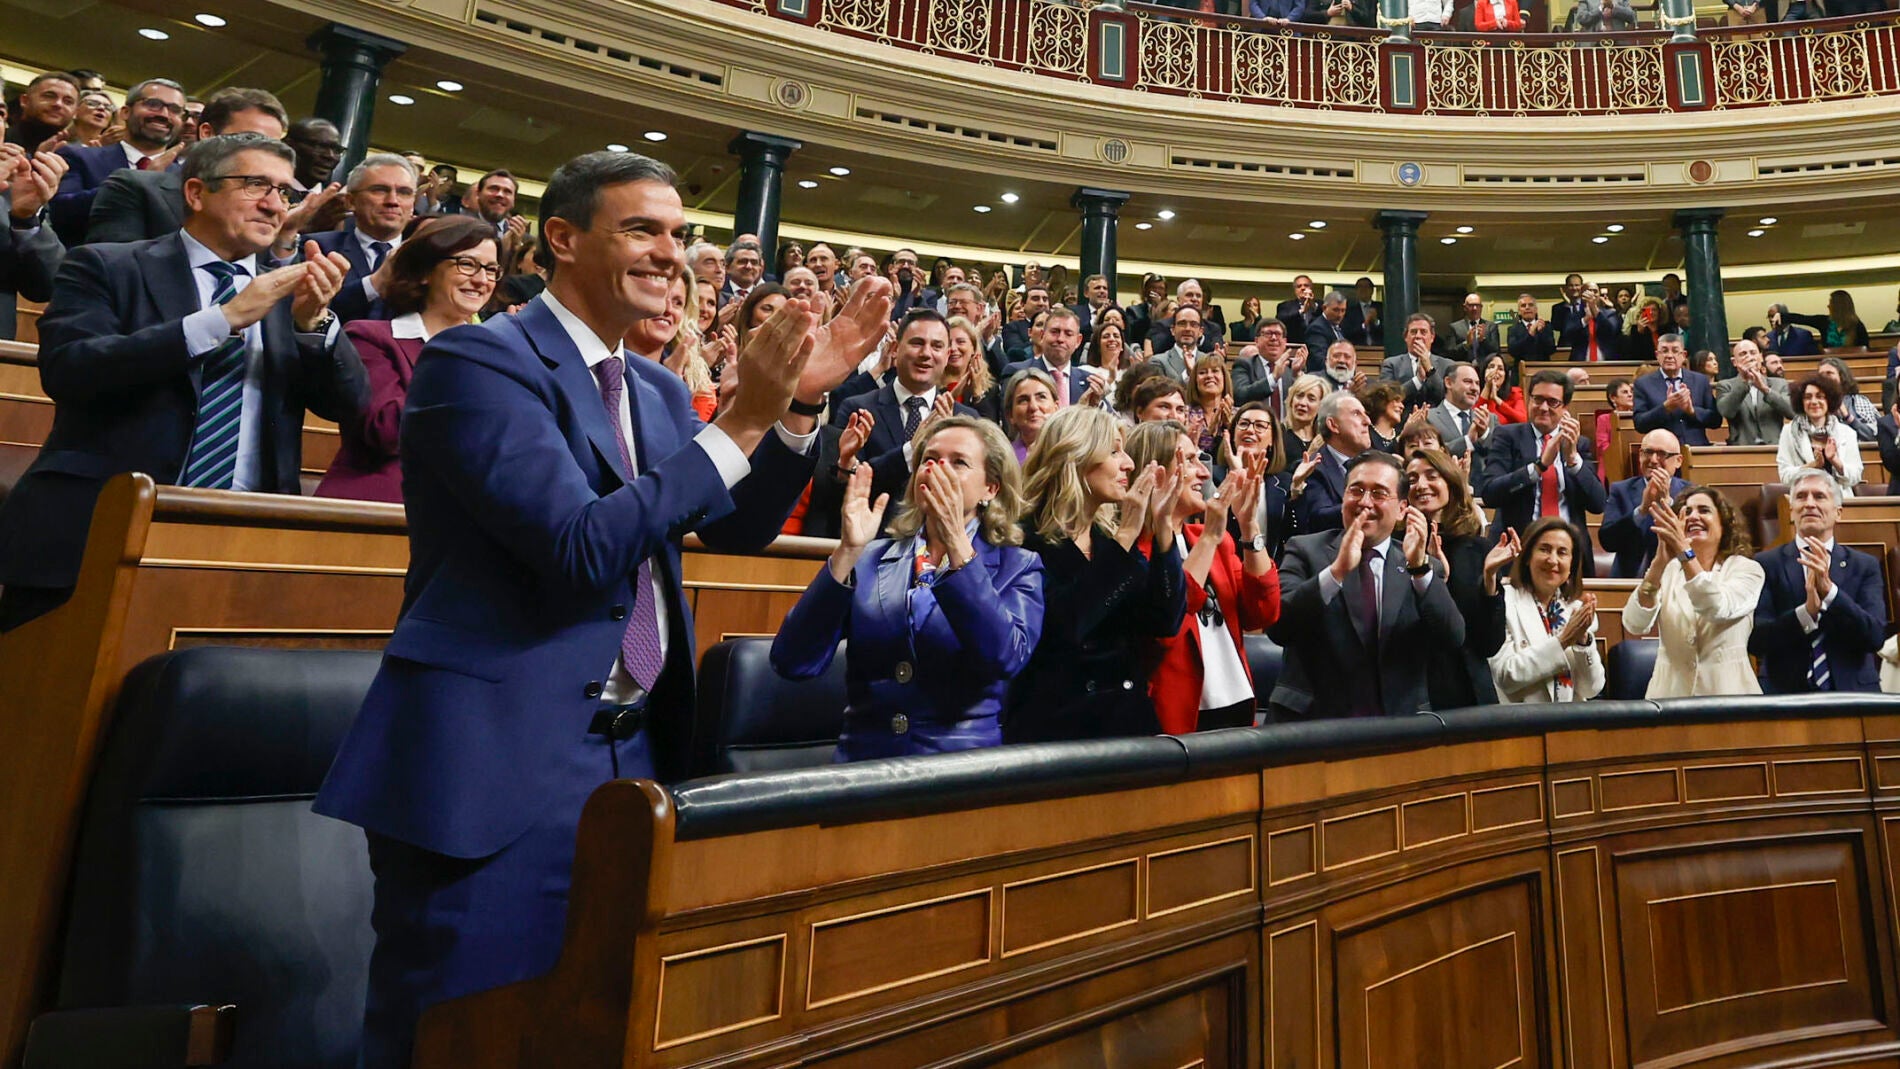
352, 227, 402, 303
1315, 536, 1435, 606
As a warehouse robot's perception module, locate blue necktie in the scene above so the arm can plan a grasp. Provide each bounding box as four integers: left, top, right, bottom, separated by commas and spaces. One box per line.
180, 261, 250, 489
368, 240, 391, 272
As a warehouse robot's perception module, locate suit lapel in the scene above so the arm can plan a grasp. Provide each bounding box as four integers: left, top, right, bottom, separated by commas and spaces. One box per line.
515, 297, 630, 484
626, 362, 668, 476
1380, 543, 1408, 637
140, 235, 200, 351
874, 538, 911, 634
872, 386, 906, 453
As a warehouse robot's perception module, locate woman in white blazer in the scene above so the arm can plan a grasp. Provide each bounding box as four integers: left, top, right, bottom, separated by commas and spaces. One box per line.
1776, 374, 1862, 496
1489, 518, 1605, 703
1622, 485, 1765, 698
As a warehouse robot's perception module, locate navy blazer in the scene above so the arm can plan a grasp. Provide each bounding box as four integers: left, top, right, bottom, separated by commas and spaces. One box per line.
313, 294, 814, 858
51, 143, 141, 245
1557, 308, 1621, 360
1632, 369, 1721, 447
1293, 447, 1348, 536
84, 166, 186, 244
1749, 540, 1887, 694
307, 220, 387, 323
0, 192, 61, 304
772, 536, 1045, 761
832, 384, 978, 508
1767, 325, 1818, 357
1001, 356, 1094, 404
1507, 319, 1557, 365
1478, 422, 1606, 539
1598, 474, 1691, 578
0, 231, 367, 593
1144, 316, 1221, 356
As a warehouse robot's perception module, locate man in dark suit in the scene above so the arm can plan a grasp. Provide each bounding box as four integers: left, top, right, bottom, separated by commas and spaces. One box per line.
1145, 277, 1222, 355
1557, 282, 1620, 361
1549, 273, 1586, 339
1275, 274, 1318, 342
1292, 388, 1371, 535
86, 87, 289, 245
0, 133, 367, 630
1480, 369, 1605, 551
1507, 292, 1557, 367
720, 237, 765, 304
313, 151, 892, 1069
304, 152, 417, 323
1750, 469, 1888, 693
835, 308, 980, 509
5, 72, 79, 153
1269, 451, 1466, 719
1632, 334, 1721, 446
1443, 292, 1499, 366
1302, 290, 1358, 368
1073, 272, 1113, 343
1003, 305, 1096, 405
1001, 283, 1052, 362
1379, 312, 1447, 408
1232, 318, 1295, 406
0, 142, 67, 341
943, 281, 1006, 382
1599, 429, 1690, 578
49, 77, 189, 245
1765, 303, 1819, 357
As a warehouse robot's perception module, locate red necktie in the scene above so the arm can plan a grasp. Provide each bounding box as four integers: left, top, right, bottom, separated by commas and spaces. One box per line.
1585, 315, 1598, 361
136, 157, 153, 170
1539, 435, 1561, 518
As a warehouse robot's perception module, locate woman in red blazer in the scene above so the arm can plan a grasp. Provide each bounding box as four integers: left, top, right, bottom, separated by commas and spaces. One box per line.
316, 216, 499, 503
1127, 421, 1281, 733
1474, 0, 1523, 30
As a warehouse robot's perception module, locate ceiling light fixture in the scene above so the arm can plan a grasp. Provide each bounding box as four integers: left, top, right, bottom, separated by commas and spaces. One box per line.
1000, 192, 1019, 204
1605, 223, 1625, 233
193, 12, 226, 26
973, 205, 992, 214
387, 94, 415, 106
1455, 225, 1474, 234
1440, 237, 1457, 245
138, 27, 169, 39
1288, 233, 1305, 241
1592, 236, 1610, 244
1309, 220, 1327, 229
606, 143, 629, 152
435, 79, 463, 92
797, 179, 819, 189
1759, 216, 1778, 225
642, 131, 666, 142
1135, 222, 1152, 230
1747, 228, 1766, 237
1156, 209, 1176, 221
828, 166, 851, 177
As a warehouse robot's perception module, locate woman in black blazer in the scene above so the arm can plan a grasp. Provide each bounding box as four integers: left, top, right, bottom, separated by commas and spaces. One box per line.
1405, 448, 1516, 710
1006, 406, 1188, 742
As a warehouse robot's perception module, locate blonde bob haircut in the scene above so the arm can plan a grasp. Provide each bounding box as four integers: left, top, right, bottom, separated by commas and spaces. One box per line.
943, 315, 994, 401
886, 416, 1026, 548
1022, 405, 1125, 543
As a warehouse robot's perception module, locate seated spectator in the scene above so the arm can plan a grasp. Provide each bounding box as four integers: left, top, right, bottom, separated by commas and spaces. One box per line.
734, 281, 789, 351
1568, 0, 1636, 29
1560, 282, 1621, 361
1381, 313, 1447, 408
6, 73, 79, 153
1008, 406, 1187, 742
51, 78, 189, 245
1269, 451, 1466, 719
1004, 367, 1058, 463
1764, 303, 1819, 356
69, 90, 114, 147
1474, 352, 1524, 426
1688, 349, 1720, 380
1778, 374, 1864, 496
1443, 293, 1498, 366
1127, 422, 1279, 732
317, 217, 497, 502
1818, 356, 1878, 440
1406, 447, 1509, 708
833, 308, 979, 508
1282, 372, 1328, 455
1474, 0, 1527, 29
307, 153, 417, 324
1292, 389, 1371, 534
1147, 278, 1221, 356
1005, 304, 1096, 405
1229, 401, 1293, 555
1489, 518, 1605, 703
1480, 370, 1605, 550
1, 133, 67, 341
1359, 379, 1406, 454
1633, 334, 1720, 446
1625, 486, 1764, 697
1786, 291, 1870, 351
773, 417, 1044, 760
1231, 295, 1265, 343
944, 314, 1000, 423
1507, 292, 1557, 367
1397, 414, 1445, 456
1716, 338, 1793, 446
1184, 351, 1236, 457
1130, 375, 1189, 424
1750, 469, 1888, 694
1885, 287, 1900, 333
1600, 429, 1689, 578
0, 133, 367, 629
1595, 375, 1633, 476
943, 281, 1006, 379
85, 87, 291, 246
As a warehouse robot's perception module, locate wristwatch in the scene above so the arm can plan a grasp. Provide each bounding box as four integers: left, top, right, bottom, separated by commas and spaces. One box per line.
1247, 534, 1269, 553
1406, 560, 1433, 576
302, 310, 337, 335
1681, 548, 1697, 563
787, 394, 827, 418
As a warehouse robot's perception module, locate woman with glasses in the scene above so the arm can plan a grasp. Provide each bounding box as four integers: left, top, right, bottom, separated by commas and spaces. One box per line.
1126, 421, 1279, 732
316, 217, 498, 502
1227, 402, 1293, 557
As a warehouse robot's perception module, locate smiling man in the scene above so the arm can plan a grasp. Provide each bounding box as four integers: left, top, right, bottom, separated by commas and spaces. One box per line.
833, 308, 980, 508
49, 77, 188, 244
1749, 468, 1888, 693
312, 150, 893, 1069
306, 152, 417, 322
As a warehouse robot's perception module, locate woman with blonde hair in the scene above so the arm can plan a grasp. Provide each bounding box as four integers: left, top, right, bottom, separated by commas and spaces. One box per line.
1004, 367, 1060, 464
1282, 373, 1329, 456
1624, 485, 1765, 697
944, 315, 1000, 422
1489, 517, 1605, 703
773, 417, 1044, 760
1624, 295, 1667, 365
1008, 407, 1188, 742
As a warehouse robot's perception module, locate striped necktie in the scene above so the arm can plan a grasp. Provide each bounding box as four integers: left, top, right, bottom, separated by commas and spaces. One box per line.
180, 261, 251, 489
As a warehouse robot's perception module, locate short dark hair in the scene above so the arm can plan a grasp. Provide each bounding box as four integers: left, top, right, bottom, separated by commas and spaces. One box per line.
380, 216, 498, 316
1345, 449, 1407, 497
25, 71, 79, 95
897, 307, 948, 341
1797, 372, 1841, 413
1131, 376, 1186, 413
1606, 375, 1633, 397
1405, 311, 1435, 332
431, 163, 458, 179
477, 168, 517, 191
180, 132, 294, 185
126, 78, 186, 105
1527, 369, 1573, 406
1510, 517, 1585, 601
1673, 484, 1750, 563
1024, 282, 1050, 298
200, 87, 287, 134
537, 151, 677, 279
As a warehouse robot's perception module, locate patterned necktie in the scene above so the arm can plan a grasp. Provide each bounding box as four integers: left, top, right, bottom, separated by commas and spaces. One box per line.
1053, 367, 1069, 407
180, 261, 251, 489
1809, 551, 1832, 690
902, 395, 927, 440
368, 240, 392, 272
1546, 597, 1574, 689
593, 356, 666, 692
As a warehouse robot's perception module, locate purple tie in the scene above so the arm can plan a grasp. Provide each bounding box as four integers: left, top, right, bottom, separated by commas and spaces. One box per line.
593, 356, 666, 692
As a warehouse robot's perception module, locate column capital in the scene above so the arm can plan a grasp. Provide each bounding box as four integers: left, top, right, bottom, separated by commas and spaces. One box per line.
1374, 209, 1429, 234
1071, 187, 1131, 214
1673, 208, 1724, 232
727, 132, 802, 164
306, 23, 408, 63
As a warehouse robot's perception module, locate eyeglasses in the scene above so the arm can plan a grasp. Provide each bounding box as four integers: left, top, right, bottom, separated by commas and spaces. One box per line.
360, 183, 418, 199
1527, 394, 1566, 409
206, 174, 296, 202
1344, 485, 1396, 503
1639, 448, 1680, 460
1235, 419, 1274, 432
131, 97, 186, 116
444, 256, 503, 281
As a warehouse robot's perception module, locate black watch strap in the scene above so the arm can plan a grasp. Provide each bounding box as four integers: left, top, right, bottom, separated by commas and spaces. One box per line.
787, 395, 827, 417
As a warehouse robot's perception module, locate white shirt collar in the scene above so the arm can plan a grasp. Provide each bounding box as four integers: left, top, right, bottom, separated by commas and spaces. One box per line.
120, 140, 155, 169
354, 226, 401, 257
389, 312, 430, 341
179, 229, 259, 278
892, 379, 937, 407
540, 289, 624, 370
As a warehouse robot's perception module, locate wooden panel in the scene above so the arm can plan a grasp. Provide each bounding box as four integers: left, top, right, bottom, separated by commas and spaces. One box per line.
807, 889, 990, 1008
1601, 767, 1680, 811
1268, 922, 1319, 1069
1683, 762, 1771, 803
1148, 835, 1255, 917
1268, 825, 1318, 886
1003, 859, 1139, 956
654, 935, 784, 1049
984, 980, 1237, 1069
1472, 782, 1544, 832
1322, 806, 1399, 871
1555, 846, 1618, 1069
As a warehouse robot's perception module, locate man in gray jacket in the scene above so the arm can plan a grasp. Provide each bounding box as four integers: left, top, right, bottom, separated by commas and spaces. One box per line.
1715, 338, 1793, 446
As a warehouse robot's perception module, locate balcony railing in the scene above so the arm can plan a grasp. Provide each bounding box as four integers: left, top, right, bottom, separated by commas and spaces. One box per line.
730, 0, 1900, 115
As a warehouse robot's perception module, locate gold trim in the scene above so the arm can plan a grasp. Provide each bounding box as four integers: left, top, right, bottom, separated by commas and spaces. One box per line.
1681, 760, 1772, 802
652, 932, 787, 1050
1144, 833, 1257, 919
1644, 879, 1849, 1015
1469, 781, 1545, 831
681, 580, 811, 593
1771, 756, 1867, 796
0, 391, 50, 404
805, 887, 992, 1009
1267, 919, 1321, 1068
1362, 931, 1524, 1069
1000, 857, 1141, 958
1554, 845, 1615, 1068
1598, 767, 1682, 812
1266, 824, 1317, 886
1551, 776, 1597, 817
1400, 791, 1472, 851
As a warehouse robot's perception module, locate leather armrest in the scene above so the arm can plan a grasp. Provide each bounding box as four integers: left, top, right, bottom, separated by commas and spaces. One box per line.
23, 1004, 234, 1068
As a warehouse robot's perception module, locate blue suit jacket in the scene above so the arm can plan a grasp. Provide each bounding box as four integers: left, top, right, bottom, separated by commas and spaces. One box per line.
832, 384, 979, 507
1632, 369, 1721, 447
50, 143, 137, 246
1478, 421, 1605, 538
1000, 356, 1094, 405
1292, 447, 1348, 536
307, 220, 385, 323
1749, 540, 1887, 693
772, 536, 1044, 760
313, 294, 814, 857
1598, 474, 1690, 578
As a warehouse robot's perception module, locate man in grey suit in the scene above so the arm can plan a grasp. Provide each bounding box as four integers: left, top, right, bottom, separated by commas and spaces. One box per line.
1150, 304, 1210, 384
1268, 451, 1466, 720
1380, 312, 1447, 409
1715, 337, 1793, 446
1231, 318, 1301, 406
1425, 361, 1492, 459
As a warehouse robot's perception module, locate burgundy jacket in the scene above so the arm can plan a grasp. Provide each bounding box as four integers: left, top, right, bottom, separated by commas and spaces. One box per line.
315, 317, 423, 503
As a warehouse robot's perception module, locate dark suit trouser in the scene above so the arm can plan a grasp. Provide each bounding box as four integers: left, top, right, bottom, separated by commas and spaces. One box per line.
357, 728, 653, 1069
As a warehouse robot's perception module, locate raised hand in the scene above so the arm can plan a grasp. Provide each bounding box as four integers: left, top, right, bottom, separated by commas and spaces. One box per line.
220, 261, 313, 331
1469, 405, 1492, 444
1149, 450, 1191, 548
717, 297, 816, 439
1799, 535, 1834, 605
1557, 413, 1581, 461
802, 276, 894, 399
838, 409, 875, 468
1205, 468, 1242, 538
1483, 527, 1521, 591
838, 462, 889, 550
8, 149, 66, 219
1647, 500, 1686, 558
1400, 504, 1430, 569
1556, 597, 1592, 647
917, 457, 974, 566
274, 183, 343, 254
1079, 372, 1107, 409
1641, 466, 1670, 510
1331, 511, 1369, 581
1115, 462, 1160, 550
292, 241, 352, 330
1428, 526, 1449, 577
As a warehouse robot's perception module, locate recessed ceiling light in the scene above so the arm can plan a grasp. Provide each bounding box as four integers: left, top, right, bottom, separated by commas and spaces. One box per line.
797, 179, 819, 189
193, 12, 226, 26
1135, 222, 1152, 230
642, 131, 667, 142
435, 79, 463, 92
1759, 216, 1778, 225
1440, 237, 1457, 245
1156, 209, 1176, 221
1747, 228, 1766, 237
606, 143, 628, 152
1000, 192, 1019, 204
1455, 225, 1474, 234
1592, 236, 1610, 244
828, 166, 851, 177
1605, 223, 1625, 233
973, 205, 991, 213
1288, 233, 1306, 241
387, 94, 415, 106
138, 27, 169, 39
1308, 220, 1327, 229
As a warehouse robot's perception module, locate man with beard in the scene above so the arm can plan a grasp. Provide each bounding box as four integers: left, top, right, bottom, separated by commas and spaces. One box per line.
472, 169, 524, 248
5, 72, 79, 153
50, 78, 188, 244
1321, 340, 1364, 394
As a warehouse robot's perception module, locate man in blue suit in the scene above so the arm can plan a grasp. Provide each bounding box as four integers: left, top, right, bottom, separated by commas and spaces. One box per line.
1599, 429, 1691, 578
84, 86, 290, 245
1632, 334, 1721, 446
1479, 370, 1605, 567
304, 152, 417, 323
312, 151, 892, 1069
1002, 305, 1097, 404
1750, 469, 1888, 693
834, 308, 980, 509
1291, 389, 1370, 535
49, 77, 189, 245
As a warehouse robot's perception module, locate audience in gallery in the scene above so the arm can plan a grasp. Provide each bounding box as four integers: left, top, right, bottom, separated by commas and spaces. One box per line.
1489, 518, 1605, 703
1360, 379, 1407, 454
1479, 370, 1605, 560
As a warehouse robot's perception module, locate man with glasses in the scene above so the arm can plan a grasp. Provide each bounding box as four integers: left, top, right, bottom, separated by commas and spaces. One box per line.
49, 78, 189, 244
1270, 450, 1465, 720
1232, 319, 1296, 405
86, 87, 294, 246
306, 152, 418, 323
0, 133, 367, 629
1599, 429, 1690, 578
1479, 370, 1605, 569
